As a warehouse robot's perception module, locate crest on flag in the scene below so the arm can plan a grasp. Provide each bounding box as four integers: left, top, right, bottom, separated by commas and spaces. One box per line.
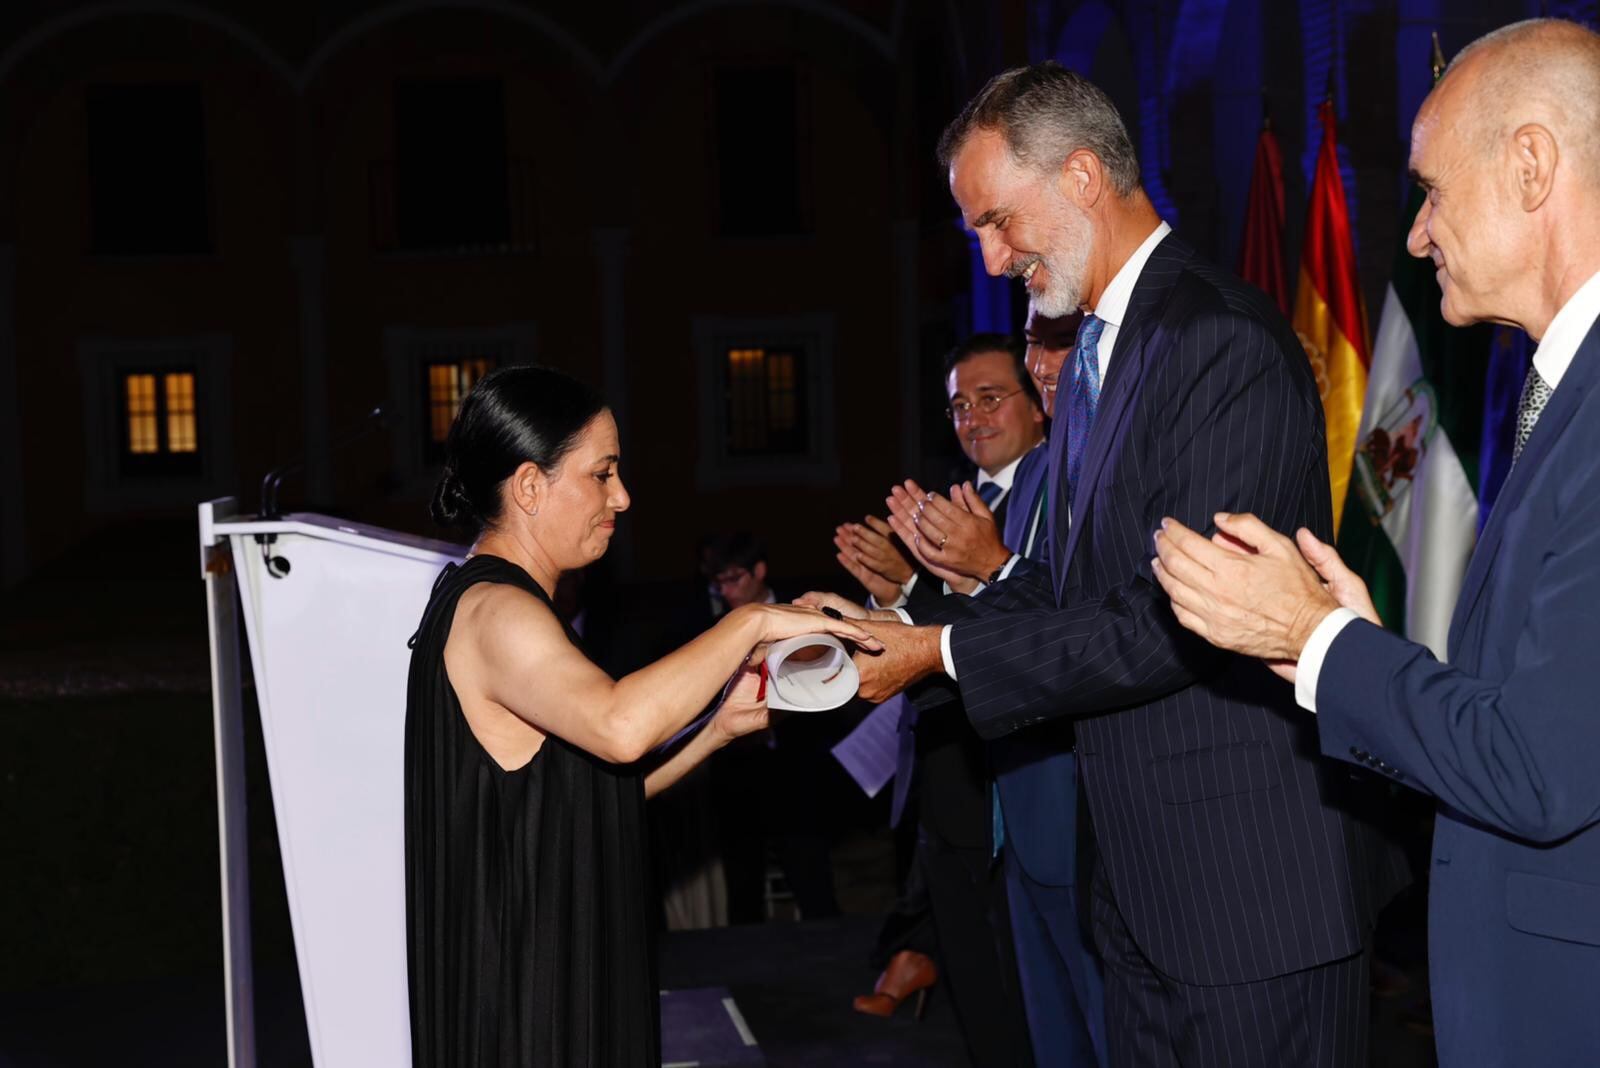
1353, 381, 1437, 522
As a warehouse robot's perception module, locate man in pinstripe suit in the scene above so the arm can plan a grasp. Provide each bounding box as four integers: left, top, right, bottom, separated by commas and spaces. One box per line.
809, 64, 1405, 1067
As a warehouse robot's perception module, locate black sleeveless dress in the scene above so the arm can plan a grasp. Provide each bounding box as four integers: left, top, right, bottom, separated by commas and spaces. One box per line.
405, 555, 658, 1066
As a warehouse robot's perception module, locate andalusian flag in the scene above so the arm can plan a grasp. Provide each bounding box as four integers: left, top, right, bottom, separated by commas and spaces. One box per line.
1334, 36, 1496, 657
1293, 99, 1369, 534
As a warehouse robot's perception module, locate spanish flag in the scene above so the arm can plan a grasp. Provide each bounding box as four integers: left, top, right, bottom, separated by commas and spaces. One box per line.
1293, 99, 1370, 534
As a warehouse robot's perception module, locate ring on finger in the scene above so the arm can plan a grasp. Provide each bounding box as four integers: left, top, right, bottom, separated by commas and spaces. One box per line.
938, 534, 948, 550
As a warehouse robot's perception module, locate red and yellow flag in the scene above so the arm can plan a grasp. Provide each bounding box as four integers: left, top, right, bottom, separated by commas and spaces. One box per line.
1293, 99, 1370, 534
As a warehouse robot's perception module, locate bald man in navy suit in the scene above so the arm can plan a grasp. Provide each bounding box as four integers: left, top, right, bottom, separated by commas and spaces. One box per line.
1154, 20, 1600, 1067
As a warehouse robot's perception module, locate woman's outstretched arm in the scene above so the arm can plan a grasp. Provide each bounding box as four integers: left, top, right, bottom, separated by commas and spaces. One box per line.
448, 587, 876, 765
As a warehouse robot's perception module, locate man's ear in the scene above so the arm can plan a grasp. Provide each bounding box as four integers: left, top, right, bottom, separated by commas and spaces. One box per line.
753, 560, 768, 586
1513, 123, 1558, 212
507, 460, 545, 517
1059, 149, 1104, 208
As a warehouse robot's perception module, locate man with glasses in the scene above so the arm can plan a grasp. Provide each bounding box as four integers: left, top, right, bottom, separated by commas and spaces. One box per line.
859, 312, 1106, 1068
835, 333, 1044, 1065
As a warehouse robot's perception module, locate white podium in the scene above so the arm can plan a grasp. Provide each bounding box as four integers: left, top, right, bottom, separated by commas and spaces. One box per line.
200, 498, 464, 1068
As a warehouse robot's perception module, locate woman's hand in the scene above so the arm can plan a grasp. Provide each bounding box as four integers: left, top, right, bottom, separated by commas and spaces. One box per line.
709, 658, 769, 743
793, 590, 902, 623
736, 602, 885, 651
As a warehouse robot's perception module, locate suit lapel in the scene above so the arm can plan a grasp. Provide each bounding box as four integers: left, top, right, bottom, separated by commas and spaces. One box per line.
1008, 444, 1048, 558
1053, 235, 1193, 600
1449, 320, 1600, 655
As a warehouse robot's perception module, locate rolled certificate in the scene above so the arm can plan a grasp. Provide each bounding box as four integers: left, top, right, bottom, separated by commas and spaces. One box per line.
764, 633, 860, 712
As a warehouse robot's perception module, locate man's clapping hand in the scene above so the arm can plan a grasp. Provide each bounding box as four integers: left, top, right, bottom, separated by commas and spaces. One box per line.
834, 515, 913, 605
885, 479, 1013, 594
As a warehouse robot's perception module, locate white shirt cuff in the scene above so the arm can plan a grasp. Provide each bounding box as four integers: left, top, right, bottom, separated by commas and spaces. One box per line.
891, 573, 918, 608
867, 573, 916, 611
995, 553, 1022, 583
892, 611, 957, 679
1294, 607, 1360, 713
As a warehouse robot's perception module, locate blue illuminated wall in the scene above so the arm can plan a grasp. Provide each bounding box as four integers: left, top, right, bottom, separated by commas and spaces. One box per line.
1004, 0, 1600, 330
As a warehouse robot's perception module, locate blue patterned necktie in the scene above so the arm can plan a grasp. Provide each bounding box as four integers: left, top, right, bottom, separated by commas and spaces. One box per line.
1065, 314, 1106, 509
976, 478, 1003, 508
1513, 363, 1552, 464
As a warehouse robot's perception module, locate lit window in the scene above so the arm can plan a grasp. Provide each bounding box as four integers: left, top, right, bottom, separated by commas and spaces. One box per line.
125, 373, 159, 454
119, 369, 201, 475
166, 373, 197, 452
724, 346, 806, 456
423, 358, 493, 456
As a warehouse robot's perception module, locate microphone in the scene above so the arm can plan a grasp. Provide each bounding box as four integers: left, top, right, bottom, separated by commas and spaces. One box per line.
256, 406, 386, 579
260, 405, 386, 520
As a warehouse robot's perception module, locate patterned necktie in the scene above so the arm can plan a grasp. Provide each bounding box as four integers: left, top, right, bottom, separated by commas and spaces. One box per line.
1065, 314, 1106, 509
1513, 363, 1553, 463
976, 479, 1003, 508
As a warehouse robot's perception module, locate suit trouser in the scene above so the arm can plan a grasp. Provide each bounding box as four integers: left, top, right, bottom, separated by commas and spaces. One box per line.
1090, 865, 1369, 1068
920, 829, 1036, 1068
1004, 846, 1106, 1068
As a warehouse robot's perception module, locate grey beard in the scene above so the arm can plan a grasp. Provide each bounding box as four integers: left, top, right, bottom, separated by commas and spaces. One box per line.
1031, 264, 1082, 318
1032, 206, 1093, 317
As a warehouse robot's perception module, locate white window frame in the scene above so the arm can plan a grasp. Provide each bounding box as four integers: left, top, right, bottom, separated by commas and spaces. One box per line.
693, 313, 838, 489
78, 334, 233, 512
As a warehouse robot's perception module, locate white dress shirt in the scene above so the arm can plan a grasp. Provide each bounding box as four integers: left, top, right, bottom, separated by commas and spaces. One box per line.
1295, 266, 1600, 712
927, 222, 1173, 679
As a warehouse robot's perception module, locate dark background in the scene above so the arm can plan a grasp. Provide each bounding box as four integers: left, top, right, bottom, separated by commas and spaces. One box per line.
0, 1, 1584, 1064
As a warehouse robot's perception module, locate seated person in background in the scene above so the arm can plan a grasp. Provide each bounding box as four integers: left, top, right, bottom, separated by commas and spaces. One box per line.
706, 532, 858, 923
405, 366, 875, 1066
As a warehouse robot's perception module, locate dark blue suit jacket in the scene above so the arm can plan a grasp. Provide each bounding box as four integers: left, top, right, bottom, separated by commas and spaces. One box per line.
984, 443, 1086, 888
892, 475, 1021, 849
1315, 318, 1600, 1065
911, 234, 1403, 986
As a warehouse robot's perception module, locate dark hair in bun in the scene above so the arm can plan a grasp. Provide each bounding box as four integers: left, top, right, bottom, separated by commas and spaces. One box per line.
429, 366, 606, 536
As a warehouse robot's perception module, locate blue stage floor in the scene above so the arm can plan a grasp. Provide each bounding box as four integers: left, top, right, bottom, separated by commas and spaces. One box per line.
0, 916, 968, 1067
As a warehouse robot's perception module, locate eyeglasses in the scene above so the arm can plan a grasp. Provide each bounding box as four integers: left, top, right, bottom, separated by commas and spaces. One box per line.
713, 567, 752, 587
945, 388, 1023, 422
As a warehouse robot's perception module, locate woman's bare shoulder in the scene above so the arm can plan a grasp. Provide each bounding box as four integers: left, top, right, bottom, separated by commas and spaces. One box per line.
453, 580, 560, 642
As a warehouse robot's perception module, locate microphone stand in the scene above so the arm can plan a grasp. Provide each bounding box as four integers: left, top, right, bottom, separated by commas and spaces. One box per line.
256, 406, 386, 577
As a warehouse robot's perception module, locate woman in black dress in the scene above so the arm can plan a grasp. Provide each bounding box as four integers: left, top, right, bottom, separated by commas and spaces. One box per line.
405, 367, 876, 1067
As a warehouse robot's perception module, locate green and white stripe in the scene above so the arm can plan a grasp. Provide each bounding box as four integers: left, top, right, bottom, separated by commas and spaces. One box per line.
1336, 189, 1492, 660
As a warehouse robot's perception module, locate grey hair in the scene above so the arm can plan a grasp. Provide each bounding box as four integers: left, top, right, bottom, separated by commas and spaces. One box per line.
936, 61, 1141, 196
1442, 18, 1600, 178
